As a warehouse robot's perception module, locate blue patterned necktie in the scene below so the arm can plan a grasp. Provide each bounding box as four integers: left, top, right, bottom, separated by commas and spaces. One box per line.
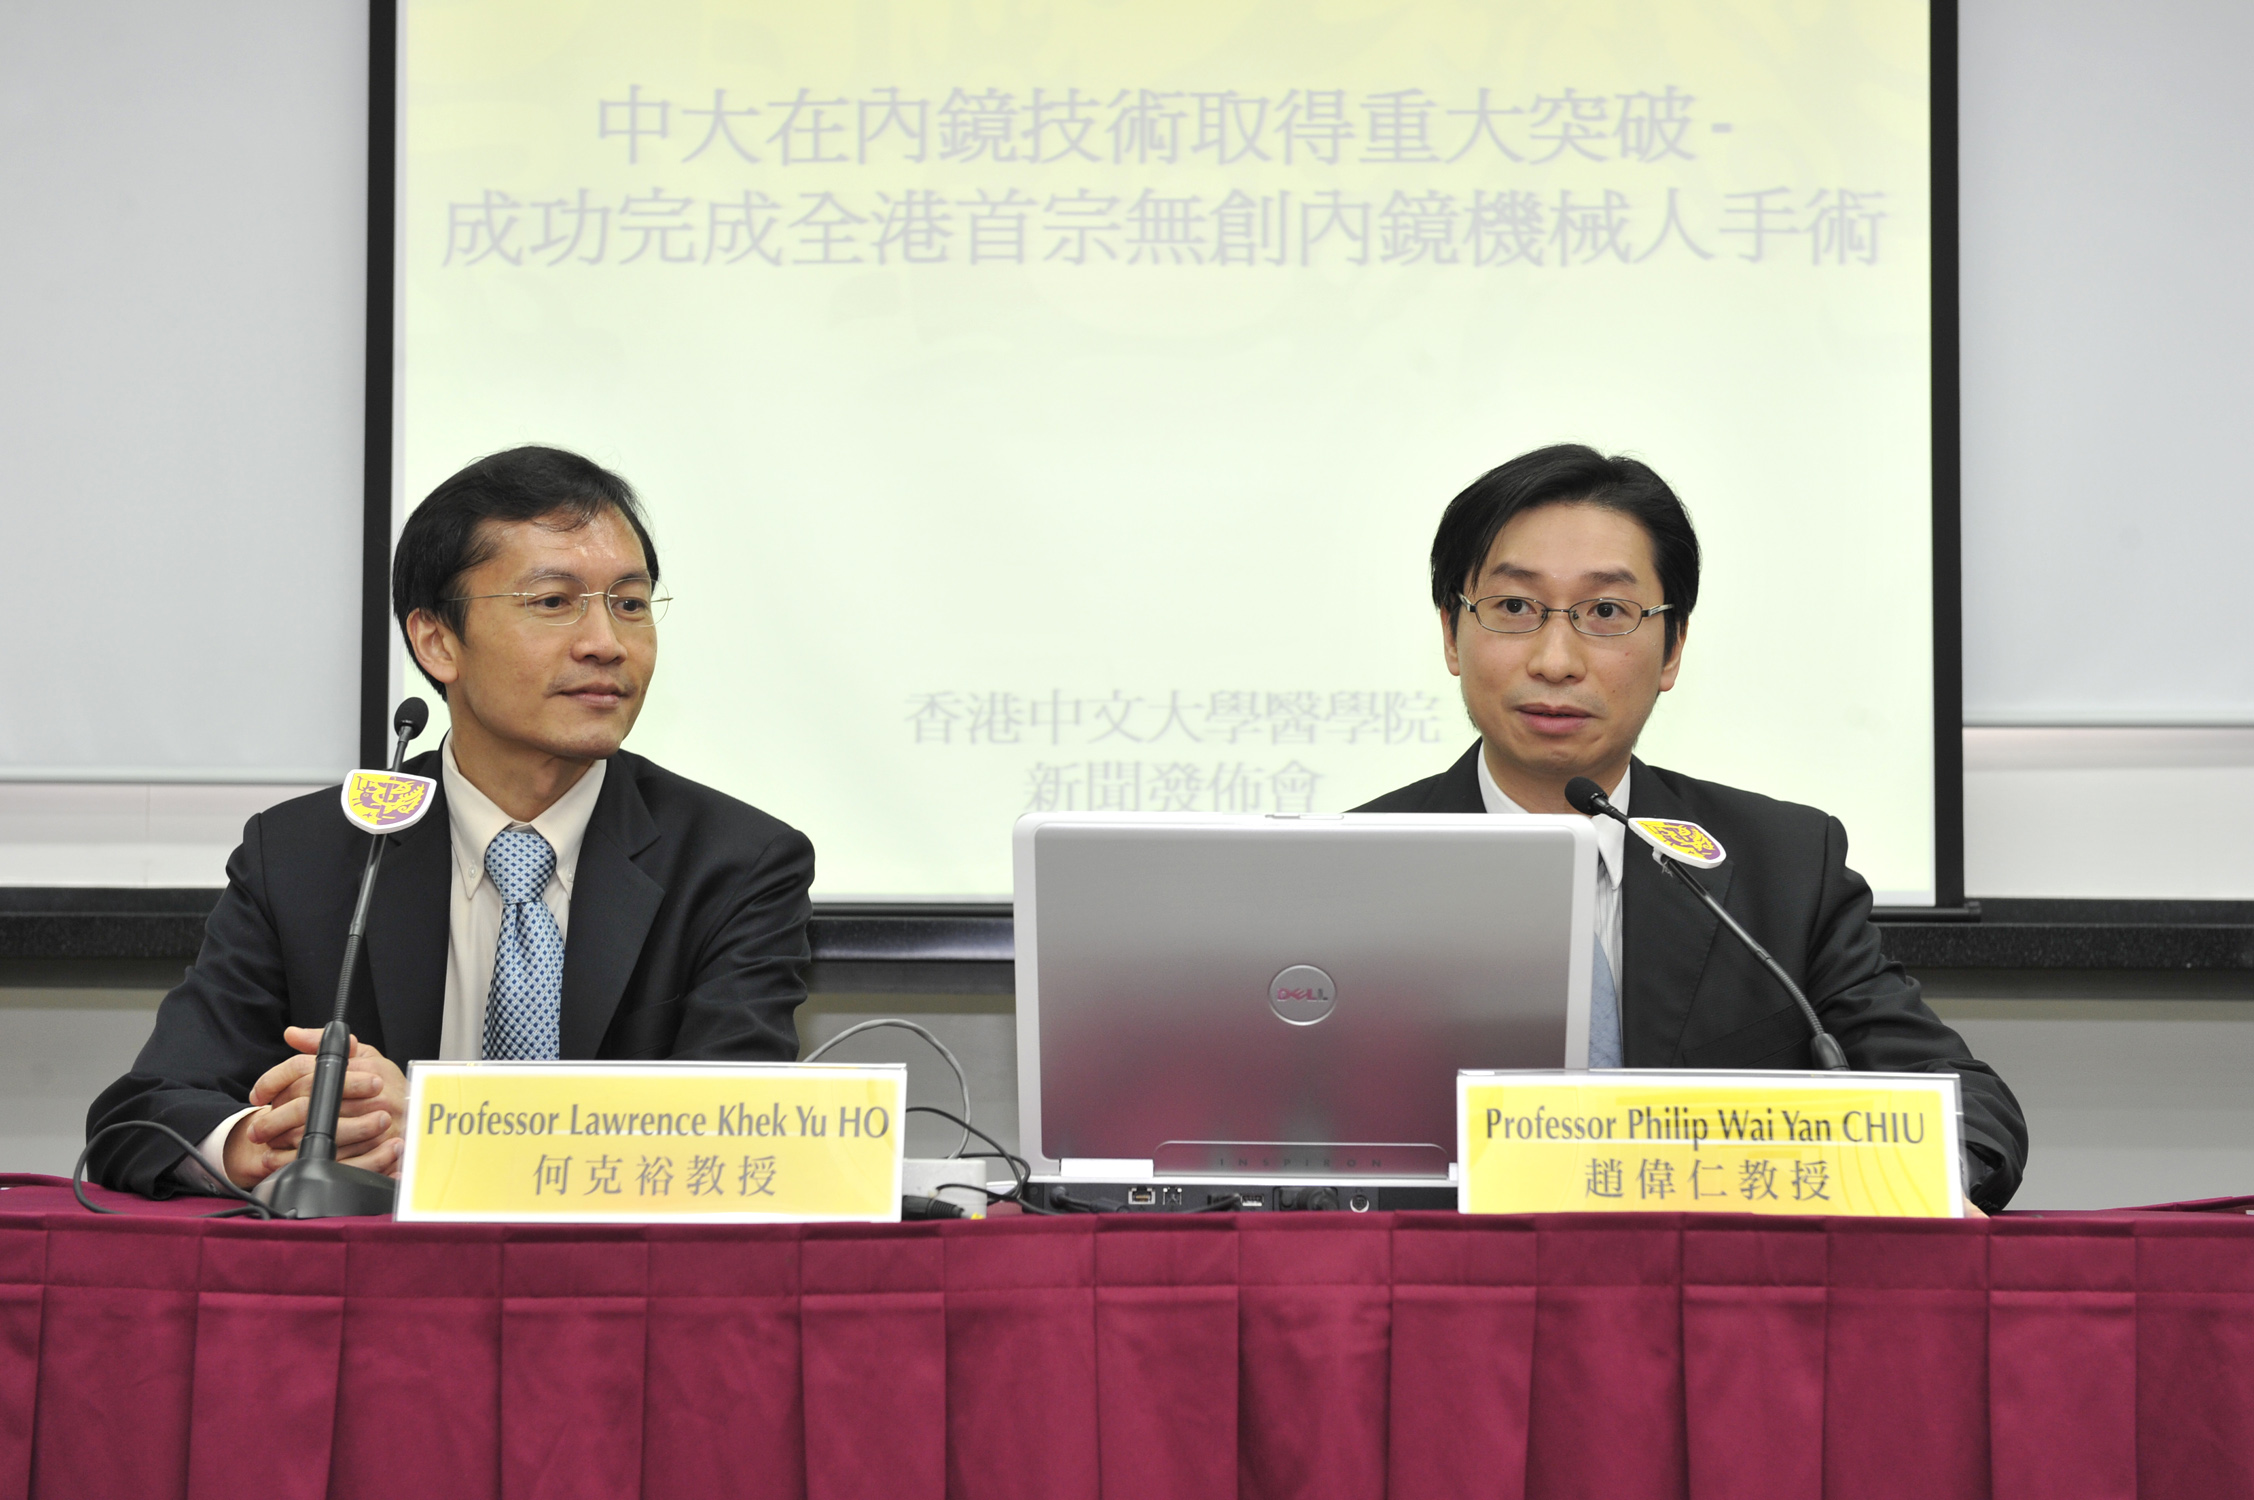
1588, 935, 1623, 1069
482, 826, 564, 1060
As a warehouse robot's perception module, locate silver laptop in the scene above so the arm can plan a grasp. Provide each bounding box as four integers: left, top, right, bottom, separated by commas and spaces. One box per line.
1014, 811, 1597, 1181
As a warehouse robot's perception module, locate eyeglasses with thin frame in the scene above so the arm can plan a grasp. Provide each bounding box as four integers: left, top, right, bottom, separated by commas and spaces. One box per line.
1459, 593, 1672, 639
449, 581, 671, 628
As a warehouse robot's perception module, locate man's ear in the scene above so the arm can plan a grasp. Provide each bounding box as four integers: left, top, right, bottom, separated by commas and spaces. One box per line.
405, 608, 464, 691
1658, 619, 1688, 692
1440, 607, 1464, 677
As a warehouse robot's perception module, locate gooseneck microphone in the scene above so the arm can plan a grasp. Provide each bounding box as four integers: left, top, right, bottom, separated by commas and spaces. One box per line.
1565, 775, 1850, 1072
258, 697, 430, 1217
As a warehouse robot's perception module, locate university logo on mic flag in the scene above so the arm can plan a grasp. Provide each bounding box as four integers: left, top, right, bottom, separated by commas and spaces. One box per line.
341, 771, 436, 833
1629, 816, 1726, 867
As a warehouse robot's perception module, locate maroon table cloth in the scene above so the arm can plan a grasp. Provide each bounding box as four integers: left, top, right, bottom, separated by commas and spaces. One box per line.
2, 1174, 2249, 1500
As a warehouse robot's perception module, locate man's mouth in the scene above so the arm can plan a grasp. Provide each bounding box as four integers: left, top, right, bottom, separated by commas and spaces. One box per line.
1515, 702, 1594, 736
560, 683, 633, 708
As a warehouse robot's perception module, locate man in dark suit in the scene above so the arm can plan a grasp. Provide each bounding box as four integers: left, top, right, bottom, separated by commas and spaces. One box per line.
88, 447, 813, 1197
1355, 445, 2027, 1211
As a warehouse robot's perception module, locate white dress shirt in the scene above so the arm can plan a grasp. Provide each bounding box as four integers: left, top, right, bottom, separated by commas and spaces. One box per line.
1475, 751, 1630, 981
192, 737, 606, 1185
436, 736, 605, 1061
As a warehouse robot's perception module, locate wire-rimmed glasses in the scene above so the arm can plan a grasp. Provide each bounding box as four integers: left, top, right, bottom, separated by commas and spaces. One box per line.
449, 581, 672, 628
1459, 593, 1672, 638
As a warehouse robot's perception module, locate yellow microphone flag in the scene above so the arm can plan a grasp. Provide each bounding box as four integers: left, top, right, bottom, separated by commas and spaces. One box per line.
1628, 817, 1726, 868
341, 770, 436, 834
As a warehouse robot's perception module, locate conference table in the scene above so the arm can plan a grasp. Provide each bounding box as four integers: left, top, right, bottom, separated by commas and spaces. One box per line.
2, 1175, 2249, 1500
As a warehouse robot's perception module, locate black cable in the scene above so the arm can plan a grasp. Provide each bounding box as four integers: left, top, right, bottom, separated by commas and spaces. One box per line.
901, 1194, 969, 1221
73, 1121, 276, 1220
905, 1105, 1027, 1192
903, 1106, 1066, 1214
913, 1121, 1252, 1218
972, 1184, 1062, 1216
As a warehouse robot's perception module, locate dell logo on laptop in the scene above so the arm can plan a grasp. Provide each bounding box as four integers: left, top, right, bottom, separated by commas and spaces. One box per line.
1269, 965, 1337, 1025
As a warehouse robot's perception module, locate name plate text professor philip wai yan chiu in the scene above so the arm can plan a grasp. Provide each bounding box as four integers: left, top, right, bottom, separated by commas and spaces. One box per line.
397, 1062, 906, 1223
1456, 1070, 1965, 1217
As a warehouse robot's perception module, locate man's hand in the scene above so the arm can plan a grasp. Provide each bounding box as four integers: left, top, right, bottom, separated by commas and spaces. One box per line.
221, 1028, 410, 1187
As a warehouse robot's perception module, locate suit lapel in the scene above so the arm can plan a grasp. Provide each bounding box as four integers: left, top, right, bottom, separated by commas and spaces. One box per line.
1426, 741, 1486, 812
558, 758, 666, 1058
364, 792, 452, 1065
1619, 760, 1735, 1066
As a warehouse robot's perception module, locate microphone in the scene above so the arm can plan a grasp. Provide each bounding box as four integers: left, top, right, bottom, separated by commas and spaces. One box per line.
257, 697, 431, 1217
1564, 776, 1849, 1072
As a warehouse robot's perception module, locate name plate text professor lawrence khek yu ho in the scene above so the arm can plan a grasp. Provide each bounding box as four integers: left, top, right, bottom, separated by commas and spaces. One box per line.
396, 1061, 906, 1223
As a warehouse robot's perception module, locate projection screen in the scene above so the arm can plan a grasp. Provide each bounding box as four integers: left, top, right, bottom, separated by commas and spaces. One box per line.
394, 0, 1942, 904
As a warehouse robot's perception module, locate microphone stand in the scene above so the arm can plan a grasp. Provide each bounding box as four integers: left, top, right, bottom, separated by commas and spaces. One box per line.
256, 704, 427, 1217
1644, 852, 1849, 1071
1567, 777, 1850, 1072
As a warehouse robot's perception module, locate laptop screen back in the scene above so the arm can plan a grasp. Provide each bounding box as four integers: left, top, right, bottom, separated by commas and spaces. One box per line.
1015, 813, 1597, 1176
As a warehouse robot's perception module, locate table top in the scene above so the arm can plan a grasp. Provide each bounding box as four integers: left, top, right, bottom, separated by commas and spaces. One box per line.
9, 1172, 2252, 1231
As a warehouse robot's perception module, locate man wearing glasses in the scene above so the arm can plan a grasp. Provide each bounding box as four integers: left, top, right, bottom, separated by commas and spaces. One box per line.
87, 446, 815, 1195
1357, 444, 2028, 1211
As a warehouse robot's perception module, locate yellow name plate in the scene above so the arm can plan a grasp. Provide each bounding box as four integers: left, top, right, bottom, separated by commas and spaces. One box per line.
1457, 1069, 1965, 1218
397, 1062, 906, 1223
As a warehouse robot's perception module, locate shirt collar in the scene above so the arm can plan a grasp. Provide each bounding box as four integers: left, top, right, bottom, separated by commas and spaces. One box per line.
1475, 751, 1630, 887
442, 735, 608, 899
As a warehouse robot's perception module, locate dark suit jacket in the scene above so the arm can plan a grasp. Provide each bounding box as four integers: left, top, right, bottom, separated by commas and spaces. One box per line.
1356, 742, 2028, 1208
87, 748, 815, 1196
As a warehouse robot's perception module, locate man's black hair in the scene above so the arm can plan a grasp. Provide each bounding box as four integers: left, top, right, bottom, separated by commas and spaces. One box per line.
1430, 443, 1699, 656
392, 446, 659, 695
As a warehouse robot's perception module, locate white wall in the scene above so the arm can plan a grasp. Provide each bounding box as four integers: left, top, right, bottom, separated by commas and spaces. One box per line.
1967, 728, 2254, 898
0, 1, 367, 784
1958, 0, 2254, 727
1950, 0, 2254, 897
0, 783, 319, 886
1938, 995, 2254, 1210
0, 992, 176, 1182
